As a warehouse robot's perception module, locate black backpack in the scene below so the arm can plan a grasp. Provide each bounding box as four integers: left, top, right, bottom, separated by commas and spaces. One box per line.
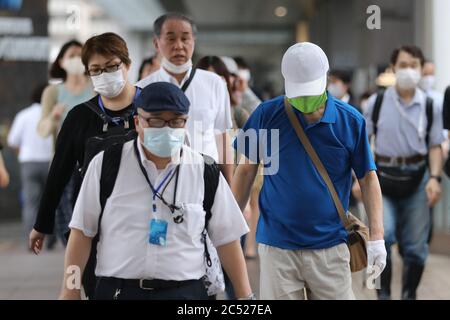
82, 140, 220, 299
78, 100, 137, 178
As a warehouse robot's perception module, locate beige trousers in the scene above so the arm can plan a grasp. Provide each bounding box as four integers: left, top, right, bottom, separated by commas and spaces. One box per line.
258, 243, 355, 300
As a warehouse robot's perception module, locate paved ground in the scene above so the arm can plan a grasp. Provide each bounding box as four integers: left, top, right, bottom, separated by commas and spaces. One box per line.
1, 222, 450, 300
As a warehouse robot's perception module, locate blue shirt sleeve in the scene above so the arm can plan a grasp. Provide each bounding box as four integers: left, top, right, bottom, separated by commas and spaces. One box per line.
232, 104, 264, 163
351, 117, 377, 179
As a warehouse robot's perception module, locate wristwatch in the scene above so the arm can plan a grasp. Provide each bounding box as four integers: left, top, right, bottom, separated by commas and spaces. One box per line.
430, 175, 442, 183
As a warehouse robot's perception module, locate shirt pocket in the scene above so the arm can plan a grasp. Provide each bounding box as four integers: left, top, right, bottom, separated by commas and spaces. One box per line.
182, 203, 206, 237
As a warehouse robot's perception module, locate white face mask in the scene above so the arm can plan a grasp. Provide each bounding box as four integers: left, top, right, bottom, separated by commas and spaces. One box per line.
419, 75, 435, 92
327, 83, 346, 99
395, 68, 421, 90
161, 57, 192, 74
91, 69, 126, 98
62, 56, 85, 75
142, 127, 186, 158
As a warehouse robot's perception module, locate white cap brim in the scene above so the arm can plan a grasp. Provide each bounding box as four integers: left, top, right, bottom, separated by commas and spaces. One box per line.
285, 73, 327, 98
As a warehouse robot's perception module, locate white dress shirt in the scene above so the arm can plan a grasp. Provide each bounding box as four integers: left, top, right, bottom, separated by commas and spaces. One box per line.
7, 103, 53, 163
69, 140, 248, 281
136, 67, 233, 161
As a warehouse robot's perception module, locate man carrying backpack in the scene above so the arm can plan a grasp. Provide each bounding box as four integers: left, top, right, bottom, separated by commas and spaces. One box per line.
59, 82, 253, 300
363, 45, 444, 300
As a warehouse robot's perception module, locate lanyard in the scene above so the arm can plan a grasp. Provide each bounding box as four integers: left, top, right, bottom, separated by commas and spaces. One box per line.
133, 138, 184, 223
98, 87, 142, 125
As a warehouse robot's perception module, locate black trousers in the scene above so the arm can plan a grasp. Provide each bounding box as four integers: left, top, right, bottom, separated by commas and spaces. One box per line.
94, 278, 209, 300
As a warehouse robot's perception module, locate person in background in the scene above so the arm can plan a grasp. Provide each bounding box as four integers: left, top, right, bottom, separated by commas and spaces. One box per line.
196, 56, 248, 129
38, 40, 94, 248
328, 69, 360, 112
197, 55, 253, 300
419, 61, 444, 108
38, 40, 94, 139
7, 84, 53, 244
137, 54, 161, 81
234, 56, 262, 114
0, 143, 10, 189
419, 61, 446, 247
137, 13, 235, 185
225, 56, 262, 261
364, 45, 444, 300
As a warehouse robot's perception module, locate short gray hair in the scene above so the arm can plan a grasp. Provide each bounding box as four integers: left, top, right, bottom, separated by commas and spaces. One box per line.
153, 12, 197, 38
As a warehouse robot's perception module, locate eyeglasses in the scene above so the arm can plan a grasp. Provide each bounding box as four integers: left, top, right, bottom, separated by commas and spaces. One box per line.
88, 62, 123, 76
139, 116, 187, 129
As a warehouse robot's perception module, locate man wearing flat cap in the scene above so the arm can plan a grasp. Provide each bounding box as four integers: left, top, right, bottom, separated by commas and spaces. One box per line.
59, 82, 252, 300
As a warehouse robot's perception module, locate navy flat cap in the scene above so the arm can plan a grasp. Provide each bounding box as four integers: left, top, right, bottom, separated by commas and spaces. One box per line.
136, 82, 190, 114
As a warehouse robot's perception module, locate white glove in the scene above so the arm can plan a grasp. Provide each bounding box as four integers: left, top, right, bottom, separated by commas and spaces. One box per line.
367, 240, 387, 276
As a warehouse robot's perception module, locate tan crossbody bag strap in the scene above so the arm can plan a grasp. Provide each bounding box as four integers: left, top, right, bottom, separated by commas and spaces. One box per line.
284, 99, 351, 229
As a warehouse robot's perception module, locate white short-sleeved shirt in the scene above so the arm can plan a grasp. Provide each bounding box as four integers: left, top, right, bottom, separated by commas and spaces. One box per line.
136, 67, 233, 161
7, 103, 53, 163
69, 140, 248, 281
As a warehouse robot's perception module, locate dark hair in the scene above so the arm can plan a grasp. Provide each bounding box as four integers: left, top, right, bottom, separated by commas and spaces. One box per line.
329, 69, 353, 84
390, 45, 425, 67
196, 56, 237, 106
49, 40, 82, 80
138, 56, 156, 81
31, 83, 48, 104
82, 33, 131, 69
153, 12, 197, 37
233, 56, 249, 70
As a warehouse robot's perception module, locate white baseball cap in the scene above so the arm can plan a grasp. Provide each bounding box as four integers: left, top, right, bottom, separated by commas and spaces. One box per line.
282, 42, 330, 98
220, 56, 239, 75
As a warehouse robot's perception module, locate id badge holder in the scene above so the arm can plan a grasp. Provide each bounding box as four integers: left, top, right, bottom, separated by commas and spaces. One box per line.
149, 219, 168, 246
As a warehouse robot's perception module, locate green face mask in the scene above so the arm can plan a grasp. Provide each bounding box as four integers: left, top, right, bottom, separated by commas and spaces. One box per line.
287, 91, 328, 114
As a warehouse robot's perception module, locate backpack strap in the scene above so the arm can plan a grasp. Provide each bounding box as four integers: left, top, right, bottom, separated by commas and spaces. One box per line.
181, 68, 197, 93
425, 96, 434, 147
97, 142, 124, 239
84, 100, 113, 127
371, 88, 386, 137
201, 154, 220, 267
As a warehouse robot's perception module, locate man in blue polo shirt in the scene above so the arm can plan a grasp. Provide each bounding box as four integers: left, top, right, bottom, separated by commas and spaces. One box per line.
232, 42, 386, 300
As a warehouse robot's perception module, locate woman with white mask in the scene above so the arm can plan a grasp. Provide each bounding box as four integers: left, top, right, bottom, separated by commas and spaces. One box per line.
38, 40, 94, 140
30, 33, 140, 280
37, 40, 94, 249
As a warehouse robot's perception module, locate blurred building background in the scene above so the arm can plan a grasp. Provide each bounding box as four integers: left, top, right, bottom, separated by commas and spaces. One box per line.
1, 0, 450, 251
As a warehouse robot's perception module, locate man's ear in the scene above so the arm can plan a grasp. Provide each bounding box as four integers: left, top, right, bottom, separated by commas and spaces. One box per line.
153, 37, 159, 52
134, 115, 140, 129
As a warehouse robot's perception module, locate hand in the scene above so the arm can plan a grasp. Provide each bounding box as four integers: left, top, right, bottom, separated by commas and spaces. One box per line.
366, 240, 387, 277
51, 104, 66, 121
351, 180, 362, 202
29, 228, 46, 254
0, 164, 9, 188
425, 178, 441, 208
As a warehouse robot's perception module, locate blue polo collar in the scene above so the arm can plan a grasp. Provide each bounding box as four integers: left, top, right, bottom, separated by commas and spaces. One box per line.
320, 92, 337, 124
